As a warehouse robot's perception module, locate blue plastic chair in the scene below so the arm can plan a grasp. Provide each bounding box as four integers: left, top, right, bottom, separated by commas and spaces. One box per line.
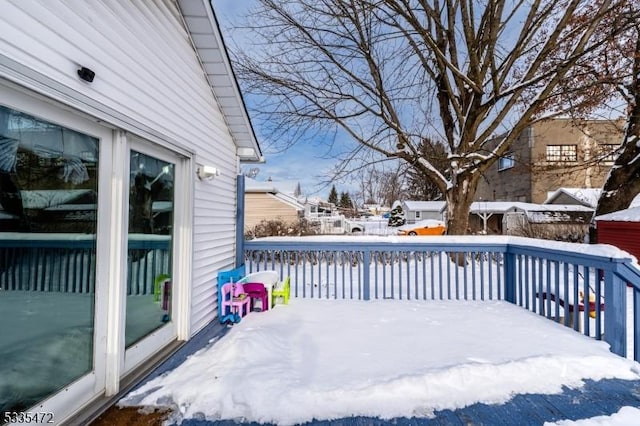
217, 265, 246, 324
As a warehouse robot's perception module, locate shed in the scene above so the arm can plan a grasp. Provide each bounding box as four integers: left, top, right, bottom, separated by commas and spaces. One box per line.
595, 207, 640, 262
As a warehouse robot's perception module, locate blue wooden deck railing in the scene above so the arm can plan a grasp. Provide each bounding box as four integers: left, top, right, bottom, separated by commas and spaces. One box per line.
243, 236, 640, 362
0, 233, 170, 294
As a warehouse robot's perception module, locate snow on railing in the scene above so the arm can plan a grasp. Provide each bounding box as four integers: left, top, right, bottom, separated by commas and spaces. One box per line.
243, 235, 640, 362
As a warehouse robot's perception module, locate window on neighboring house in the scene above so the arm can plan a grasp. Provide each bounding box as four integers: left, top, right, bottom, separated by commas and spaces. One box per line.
498, 153, 515, 171
599, 144, 619, 164
415, 211, 421, 219
546, 145, 577, 162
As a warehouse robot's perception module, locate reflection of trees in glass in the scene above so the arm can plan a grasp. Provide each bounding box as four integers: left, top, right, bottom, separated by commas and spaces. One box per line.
0, 106, 98, 233
129, 152, 174, 236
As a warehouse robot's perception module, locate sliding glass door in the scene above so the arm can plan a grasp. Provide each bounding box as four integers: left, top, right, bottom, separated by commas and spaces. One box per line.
0, 93, 110, 417
123, 140, 180, 372
0, 82, 194, 421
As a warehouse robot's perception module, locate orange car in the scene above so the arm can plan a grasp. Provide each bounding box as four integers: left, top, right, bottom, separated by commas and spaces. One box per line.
397, 219, 446, 236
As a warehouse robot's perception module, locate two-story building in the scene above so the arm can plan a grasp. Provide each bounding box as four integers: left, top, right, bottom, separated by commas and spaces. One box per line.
475, 119, 622, 203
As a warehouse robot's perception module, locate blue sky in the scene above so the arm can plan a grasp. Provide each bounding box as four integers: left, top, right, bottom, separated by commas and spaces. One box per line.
213, 0, 349, 199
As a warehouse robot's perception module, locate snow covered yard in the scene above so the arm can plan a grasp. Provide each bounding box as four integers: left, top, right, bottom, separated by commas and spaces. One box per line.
120, 298, 640, 425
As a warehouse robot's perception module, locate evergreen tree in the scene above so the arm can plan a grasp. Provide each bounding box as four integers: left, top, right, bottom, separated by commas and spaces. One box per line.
294, 182, 302, 198
405, 138, 449, 201
387, 201, 406, 227
339, 192, 352, 209
328, 185, 338, 205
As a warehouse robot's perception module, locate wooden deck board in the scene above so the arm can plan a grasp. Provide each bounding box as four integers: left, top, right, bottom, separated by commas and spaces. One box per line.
174, 378, 640, 426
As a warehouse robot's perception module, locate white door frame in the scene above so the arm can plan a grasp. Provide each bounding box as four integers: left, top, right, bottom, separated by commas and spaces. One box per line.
0, 82, 112, 422
121, 134, 193, 375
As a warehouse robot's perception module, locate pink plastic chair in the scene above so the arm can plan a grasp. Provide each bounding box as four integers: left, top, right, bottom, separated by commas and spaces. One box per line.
220, 282, 250, 320
242, 282, 269, 312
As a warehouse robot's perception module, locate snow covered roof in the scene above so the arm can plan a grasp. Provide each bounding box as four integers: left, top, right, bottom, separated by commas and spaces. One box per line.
403, 200, 592, 215
245, 177, 278, 193
544, 188, 602, 208
402, 201, 446, 211
245, 178, 301, 197
470, 202, 592, 225
595, 206, 640, 222
470, 201, 520, 214
245, 178, 304, 210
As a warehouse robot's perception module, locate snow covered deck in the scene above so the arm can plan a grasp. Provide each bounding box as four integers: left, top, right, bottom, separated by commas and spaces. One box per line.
94, 236, 640, 425
7, 235, 640, 424
119, 299, 640, 425
242, 236, 640, 361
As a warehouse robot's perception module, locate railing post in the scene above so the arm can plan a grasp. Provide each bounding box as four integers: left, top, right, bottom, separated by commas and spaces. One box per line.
236, 174, 245, 267
604, 268, 627, 358
504, 250, 516, 304
363, 249, 371, 300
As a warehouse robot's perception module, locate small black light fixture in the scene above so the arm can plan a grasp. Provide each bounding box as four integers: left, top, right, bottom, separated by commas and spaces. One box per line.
77, 66, 95, 83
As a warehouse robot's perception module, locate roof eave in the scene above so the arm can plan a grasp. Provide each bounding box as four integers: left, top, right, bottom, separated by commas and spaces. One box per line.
176, 0, 263, 163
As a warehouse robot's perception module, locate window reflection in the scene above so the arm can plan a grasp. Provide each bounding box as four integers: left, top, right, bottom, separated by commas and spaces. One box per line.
126, 151, 174, 347
0, 105, 97, 412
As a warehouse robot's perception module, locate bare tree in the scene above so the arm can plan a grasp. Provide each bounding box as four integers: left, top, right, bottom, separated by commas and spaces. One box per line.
232, 0, 628, 234
352, 162, 409, 208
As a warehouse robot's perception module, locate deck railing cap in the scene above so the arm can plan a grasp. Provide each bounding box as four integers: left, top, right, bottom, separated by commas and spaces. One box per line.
245, 235, 637, 264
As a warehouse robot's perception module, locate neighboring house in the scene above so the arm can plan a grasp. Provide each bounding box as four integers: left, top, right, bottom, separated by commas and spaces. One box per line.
243, 183, 364, 235
362, 203, 390, 216
595, 207, 640, 263
402, 200, 446, 224
304, 196, 336, 218
0, 1, 261, 422
475, 119, 622, 203
244, 178, 304, 230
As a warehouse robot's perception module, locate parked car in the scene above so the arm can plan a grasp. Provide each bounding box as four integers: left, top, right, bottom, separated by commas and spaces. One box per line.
397, 219, 446, 236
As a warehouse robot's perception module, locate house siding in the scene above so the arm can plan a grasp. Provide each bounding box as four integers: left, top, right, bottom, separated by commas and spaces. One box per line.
0, 0, 237, 334
245, 193, 301, 230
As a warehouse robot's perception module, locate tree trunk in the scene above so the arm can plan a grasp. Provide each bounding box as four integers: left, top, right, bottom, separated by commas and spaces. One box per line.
595, 96, 640, 217
445, 176, 478, 235
595, 29, 640, 218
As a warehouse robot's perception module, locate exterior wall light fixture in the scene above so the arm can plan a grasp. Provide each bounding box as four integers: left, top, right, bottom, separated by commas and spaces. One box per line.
197, 165, 220, 180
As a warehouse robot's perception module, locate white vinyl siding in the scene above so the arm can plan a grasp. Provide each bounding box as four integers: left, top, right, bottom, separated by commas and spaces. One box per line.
0, 0, 238, 334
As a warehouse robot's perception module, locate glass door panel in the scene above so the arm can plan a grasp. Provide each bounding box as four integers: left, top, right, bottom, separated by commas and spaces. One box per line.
125, 150, 174, 347
0, 105, 98, 412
